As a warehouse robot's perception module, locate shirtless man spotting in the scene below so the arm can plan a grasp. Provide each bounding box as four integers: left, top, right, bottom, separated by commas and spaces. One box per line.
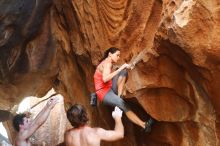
12, 97, 59, 146
65, 104, 124, 146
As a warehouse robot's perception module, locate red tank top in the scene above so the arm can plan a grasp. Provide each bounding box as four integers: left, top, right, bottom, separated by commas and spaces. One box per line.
94, 70, 112, 101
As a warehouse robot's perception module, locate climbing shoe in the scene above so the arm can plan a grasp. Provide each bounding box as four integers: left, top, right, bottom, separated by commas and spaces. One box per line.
144, 117, 154, 133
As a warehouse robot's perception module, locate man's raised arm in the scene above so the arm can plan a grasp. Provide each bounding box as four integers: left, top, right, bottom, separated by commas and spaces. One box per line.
20, 96, 60, 140
97, 106, 124, 141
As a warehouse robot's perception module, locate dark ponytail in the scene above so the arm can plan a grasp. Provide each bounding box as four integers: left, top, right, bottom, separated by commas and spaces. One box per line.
100, 47, 119, 62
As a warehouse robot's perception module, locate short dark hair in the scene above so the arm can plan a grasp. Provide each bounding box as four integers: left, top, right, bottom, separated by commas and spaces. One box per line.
101, 47, 119, 61
67, 104, 89, 128
12, 114, 26, 131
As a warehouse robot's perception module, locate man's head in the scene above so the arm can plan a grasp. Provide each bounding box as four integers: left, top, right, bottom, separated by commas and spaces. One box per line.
13, 114, 31, 132
67, 104, 89, 128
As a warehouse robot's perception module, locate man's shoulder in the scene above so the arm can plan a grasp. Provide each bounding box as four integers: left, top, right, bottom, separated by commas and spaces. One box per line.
16, 131, 27, 140
65, 128, 74, 135
65, 128, 83, 136
65, 127, 100, 134
80, 126, 102, 137
84, 126, 100, 132
89, 127, 106, 136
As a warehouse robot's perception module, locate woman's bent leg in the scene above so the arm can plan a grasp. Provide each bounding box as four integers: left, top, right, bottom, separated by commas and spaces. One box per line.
103, 90, 145, 128
117, 76, 127, 97
125, 111, 145, 128
112, 69, 128, 97
103, 89, 130, 112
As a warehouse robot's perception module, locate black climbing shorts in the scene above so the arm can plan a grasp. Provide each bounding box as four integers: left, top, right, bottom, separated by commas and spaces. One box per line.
103, 69, 130, 112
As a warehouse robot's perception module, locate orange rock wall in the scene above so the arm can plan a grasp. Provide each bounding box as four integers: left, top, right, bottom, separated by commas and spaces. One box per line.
0, 0, 220, 146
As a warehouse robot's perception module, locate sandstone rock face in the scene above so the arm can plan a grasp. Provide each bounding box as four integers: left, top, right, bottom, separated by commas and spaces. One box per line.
0, 0, 220, 146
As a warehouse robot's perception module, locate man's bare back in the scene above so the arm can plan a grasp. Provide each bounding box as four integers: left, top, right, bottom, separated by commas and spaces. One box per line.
65, 105, 124, 146
65, 127, 102, 146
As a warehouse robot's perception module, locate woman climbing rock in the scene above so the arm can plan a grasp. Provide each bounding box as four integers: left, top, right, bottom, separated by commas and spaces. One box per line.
94, 47, 154, 132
